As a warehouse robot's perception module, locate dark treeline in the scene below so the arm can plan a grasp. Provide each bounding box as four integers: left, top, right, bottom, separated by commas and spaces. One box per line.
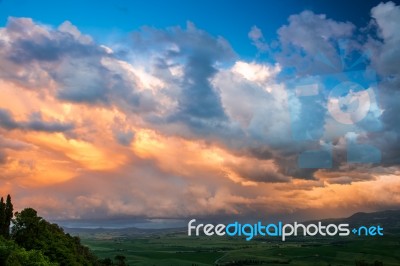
0, 195, 127, 266
0, 195, 13, 239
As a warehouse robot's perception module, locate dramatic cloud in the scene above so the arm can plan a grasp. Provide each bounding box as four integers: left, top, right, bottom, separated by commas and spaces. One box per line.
371, 1, 400, 77
129, 22, 236, 136
276, 10, 355, 74
0, 2, 400, 223
0, 109, 18, 129
363, 2, 400, 167
0, 108, 74, 132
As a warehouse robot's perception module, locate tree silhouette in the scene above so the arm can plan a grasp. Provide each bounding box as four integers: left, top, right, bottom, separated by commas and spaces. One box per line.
0, 197, 5, 237
12, 208, 42, 249
0, 195, 109, 265
10, 207, 103, 265
4, 194, 13, 238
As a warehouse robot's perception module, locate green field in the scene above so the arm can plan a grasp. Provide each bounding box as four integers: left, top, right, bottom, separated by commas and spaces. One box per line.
77, 229, 400, 266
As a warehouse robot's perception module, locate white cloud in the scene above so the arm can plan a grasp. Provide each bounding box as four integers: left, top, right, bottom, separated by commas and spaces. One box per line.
371, 1, 400, 76
232, 61, 280, 83
276, 10, 355, 74
248, 25, 269, 52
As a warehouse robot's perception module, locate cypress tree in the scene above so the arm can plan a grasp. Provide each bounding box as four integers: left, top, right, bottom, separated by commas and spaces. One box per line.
0, 197, 5, 237
4, 194, 13, 238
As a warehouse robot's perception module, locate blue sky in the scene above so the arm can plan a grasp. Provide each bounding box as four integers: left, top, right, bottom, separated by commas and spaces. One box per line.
0, 0, 392, 59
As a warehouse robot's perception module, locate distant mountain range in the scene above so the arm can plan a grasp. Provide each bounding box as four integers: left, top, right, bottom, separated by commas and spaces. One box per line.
63, 225, 186, 238
63, 209, 400, 236
306, 209, 400, 229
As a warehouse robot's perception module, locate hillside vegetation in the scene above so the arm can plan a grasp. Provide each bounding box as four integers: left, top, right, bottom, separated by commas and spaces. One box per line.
0, 194, 125, 266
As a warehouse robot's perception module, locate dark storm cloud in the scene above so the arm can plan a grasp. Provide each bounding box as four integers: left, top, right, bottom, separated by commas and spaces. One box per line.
114, 130, 135, 146
0, 109, 19, 130
25, 112, 74, 132
7, 33, 100, 64
0, 108, 74, 133
275, 157, 319, 180
132, 22, 235, 129
54, 58, 111, 104
5, 18, 104, 64
226, 160, 291, 183
176, 53, 227, 120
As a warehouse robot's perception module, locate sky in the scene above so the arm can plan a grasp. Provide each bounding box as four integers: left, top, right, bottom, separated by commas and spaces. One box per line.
0, 0, 400, 227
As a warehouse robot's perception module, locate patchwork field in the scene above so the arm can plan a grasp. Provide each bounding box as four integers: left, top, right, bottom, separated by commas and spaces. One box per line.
76, 229, 400, 266
65, 211, 400, 265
